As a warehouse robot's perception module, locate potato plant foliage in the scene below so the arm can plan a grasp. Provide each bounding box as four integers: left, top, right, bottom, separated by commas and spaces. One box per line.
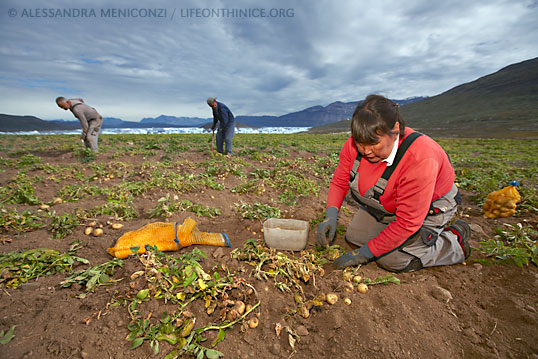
0, 133, 536, 358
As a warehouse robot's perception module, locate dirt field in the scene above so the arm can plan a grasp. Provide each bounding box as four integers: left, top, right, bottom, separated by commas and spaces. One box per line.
0, 134, 537, 359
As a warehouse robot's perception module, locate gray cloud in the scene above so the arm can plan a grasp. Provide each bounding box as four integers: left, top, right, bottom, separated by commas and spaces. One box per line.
0, 0, 536, 121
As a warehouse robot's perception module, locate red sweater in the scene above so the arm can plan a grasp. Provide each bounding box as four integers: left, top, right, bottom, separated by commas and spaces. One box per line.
327, 128, 455, 257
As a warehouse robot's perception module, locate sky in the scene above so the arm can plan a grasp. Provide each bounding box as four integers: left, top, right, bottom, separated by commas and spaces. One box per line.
1, 0, 537, 122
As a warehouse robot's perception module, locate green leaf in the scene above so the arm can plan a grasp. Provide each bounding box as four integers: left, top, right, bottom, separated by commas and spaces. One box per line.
161, 322, 174, 335
130, 337, 144, 349
85, 275, 99, 291
161, 313, 171, 323
212, 329, 226, 347
184, 272, 198, 287
0, 326, 15, 344
164, 350, 179, 359
74, 256, 92, 266
157, 333, 178, 345
99, 273, 110, 284
364, 274, 400, 285
136, 288, 150, 300
126, 331, 139, 341
205, 349, 223, 359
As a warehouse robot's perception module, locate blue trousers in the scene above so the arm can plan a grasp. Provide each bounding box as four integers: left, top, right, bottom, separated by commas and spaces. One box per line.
216, 123, 235, 154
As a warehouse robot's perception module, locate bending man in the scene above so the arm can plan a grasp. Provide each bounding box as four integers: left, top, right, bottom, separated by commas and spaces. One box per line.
56, 97, 103, 152
207, 97, 235, 155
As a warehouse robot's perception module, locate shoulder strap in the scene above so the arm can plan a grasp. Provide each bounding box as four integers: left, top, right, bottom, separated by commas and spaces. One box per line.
349, 148, 362, 183
381, 132, 422, 182
71, 102, 84, 110
372, 132, 423, 201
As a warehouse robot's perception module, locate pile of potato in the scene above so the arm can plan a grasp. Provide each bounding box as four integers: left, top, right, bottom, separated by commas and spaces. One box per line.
482, 184, 521, 219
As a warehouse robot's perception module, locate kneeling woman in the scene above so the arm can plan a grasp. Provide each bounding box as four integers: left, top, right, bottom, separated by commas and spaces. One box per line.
316, 95, 471, 272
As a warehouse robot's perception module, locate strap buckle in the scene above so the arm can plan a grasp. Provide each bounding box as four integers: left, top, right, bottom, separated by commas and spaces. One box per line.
174, 222, 183, 249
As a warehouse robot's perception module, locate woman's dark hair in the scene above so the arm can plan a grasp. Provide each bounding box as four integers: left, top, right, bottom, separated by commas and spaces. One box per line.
350, 94, 405, 144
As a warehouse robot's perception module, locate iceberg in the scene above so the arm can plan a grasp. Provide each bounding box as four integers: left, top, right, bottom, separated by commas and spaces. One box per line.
0, 127, 311, 135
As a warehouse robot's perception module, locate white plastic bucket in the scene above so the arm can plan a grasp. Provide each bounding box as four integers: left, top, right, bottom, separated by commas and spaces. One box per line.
263, 218, 309, 251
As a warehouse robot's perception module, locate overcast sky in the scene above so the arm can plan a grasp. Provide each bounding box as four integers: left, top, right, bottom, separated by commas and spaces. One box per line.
1, 0, 537, 122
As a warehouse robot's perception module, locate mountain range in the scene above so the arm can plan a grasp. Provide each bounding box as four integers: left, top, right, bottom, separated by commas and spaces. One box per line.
140, 115, 208, 127
235, 97, 426, 127
0, 115, 186, 132
0, 97, 426, 132
312, 57, 538, 137
1, 56, 536, 136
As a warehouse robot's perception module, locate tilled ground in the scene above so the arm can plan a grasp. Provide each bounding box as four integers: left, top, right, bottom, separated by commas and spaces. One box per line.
0, 135, 537, 359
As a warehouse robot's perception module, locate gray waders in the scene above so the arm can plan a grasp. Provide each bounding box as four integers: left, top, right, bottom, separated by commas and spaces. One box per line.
85, 116, 102, 153
345, 132, 465, 272
71, 102, 102, 153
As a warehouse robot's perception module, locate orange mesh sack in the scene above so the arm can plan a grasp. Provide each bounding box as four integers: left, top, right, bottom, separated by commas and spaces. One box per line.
107, 217, 230, 258
482, 181, 521, 219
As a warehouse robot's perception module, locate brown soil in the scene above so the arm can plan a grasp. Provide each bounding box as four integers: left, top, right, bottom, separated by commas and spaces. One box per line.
1, 138, 537, 359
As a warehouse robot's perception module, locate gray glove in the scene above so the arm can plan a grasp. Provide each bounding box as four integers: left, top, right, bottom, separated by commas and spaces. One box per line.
334, 245, 374, 269
316, 206, 339, 247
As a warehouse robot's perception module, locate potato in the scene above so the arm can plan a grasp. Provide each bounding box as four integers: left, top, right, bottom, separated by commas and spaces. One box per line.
84, 227, 93, 236
352, 275, 362, 284
111, 223, 124, 230
130, 271, 145, 280
226, 309, 240, 321
299, 306, 310, 318
344, 282, 354, 292
39, 204, 50, 210
234, 301, 245, 315
342, 271, 353, 282
206, 305, 216, 316
326, 293, 338, 305
52, 197, 62, 205
357, 283, 368, 294
505, 202, 517, 210
344, 298, 352, 306
248, 317, 259, 329
92, 228, 103, 237
499, 209, 515, 218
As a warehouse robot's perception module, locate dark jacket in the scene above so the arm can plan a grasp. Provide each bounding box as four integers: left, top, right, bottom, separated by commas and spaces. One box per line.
212, 102, 234, 129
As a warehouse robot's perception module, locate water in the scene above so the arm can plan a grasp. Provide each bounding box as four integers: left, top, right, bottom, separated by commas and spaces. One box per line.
0, 127, 311, 135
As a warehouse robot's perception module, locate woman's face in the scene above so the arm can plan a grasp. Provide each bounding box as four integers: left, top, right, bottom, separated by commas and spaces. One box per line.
356, 134, 397, 163
356, 122, 400, 163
